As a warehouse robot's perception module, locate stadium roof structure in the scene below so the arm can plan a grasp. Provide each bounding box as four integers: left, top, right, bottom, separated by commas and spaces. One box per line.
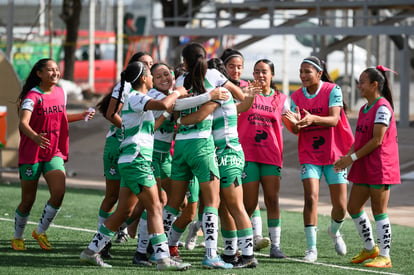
149, 0, 414, 127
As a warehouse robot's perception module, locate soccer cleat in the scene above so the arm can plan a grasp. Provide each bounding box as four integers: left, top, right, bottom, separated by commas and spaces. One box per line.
327, 226, 347, 256
364, 255, 392, 268
253, 236, 270, 251
185, 221, 199, 250
32, 229, 52, 250
169, 246, 182, 261
157, 257, 191, 271
132, 251, 152, 267
233, 255, 258, 268
11, 238, 26, 251
303, 249, 318, 262
221, 254, 239, 265
351, 245, 379, 264
202, 255, 233, 269
115, 229, 129, 243
270, 245, 286, 258
80, 248, 112, 268
100, 241, 112, 259
148, 253, 157, 264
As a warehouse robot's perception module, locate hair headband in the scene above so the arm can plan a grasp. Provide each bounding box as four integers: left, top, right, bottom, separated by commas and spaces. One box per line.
302, 59, 322, 72
223, 53, 244, 65
131, 62, 144, 84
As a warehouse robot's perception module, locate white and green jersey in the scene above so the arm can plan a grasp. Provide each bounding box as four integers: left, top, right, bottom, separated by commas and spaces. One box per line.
147, 88, 175, 153
118, 89, 155, 163
105, 82, 131, 141
212, 92, 242, 155
175, 68, 227, 140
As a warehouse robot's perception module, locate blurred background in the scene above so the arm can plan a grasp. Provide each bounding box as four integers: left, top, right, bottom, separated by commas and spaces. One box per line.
0, 0, 413, 169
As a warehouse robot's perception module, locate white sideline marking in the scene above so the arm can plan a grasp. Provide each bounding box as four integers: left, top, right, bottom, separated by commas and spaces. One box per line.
0, 217, 96, 233
252, 251, 403, 275
1, 217, 404, 275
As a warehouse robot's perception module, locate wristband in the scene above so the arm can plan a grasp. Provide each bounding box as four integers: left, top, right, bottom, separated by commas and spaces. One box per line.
162, 111, 171, 119
177, 117, 182, 125
350, 153, 358, 162
173, 90, 180, 97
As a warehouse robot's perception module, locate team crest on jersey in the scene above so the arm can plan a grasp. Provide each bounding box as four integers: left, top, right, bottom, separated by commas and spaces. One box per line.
109, 167, 117, 176
25, 167, 34, 177
37, 98, 43, 105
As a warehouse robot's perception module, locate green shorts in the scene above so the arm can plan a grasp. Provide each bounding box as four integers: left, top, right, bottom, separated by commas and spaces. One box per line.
103, 136, 121, 180
152, 151, 172, 180
19, 156, 65, 181
217, 148, 244, 188
171, 138, 219, 183
301, 163, 348, 184
353, 183, 391, 190
186, 176, 200, 203
242, 161, 281, 184
119, 158, 156, 195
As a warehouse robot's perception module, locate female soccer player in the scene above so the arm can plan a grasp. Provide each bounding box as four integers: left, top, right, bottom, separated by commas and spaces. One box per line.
12, 58, 94, 251
334, 66, 400, 268
284, 56, 354, 262
80, 61, 190, 271
238, 59, 289, 259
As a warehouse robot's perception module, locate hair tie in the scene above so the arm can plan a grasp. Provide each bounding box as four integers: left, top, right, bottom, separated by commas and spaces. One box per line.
302, 59, 322, 72
131, 62, 144, 83
376, 65, 398, 75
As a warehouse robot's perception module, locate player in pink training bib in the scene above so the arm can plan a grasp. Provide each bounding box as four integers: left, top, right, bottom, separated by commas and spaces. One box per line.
12, 58, 94, 252
334, 66, 400, 268
284, 56, 354, 262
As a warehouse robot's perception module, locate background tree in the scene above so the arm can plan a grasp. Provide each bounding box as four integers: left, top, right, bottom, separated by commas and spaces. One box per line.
60, 0, 81, 81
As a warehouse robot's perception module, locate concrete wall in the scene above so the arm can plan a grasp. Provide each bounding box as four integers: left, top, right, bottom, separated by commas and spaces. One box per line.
0, 51, 20, 167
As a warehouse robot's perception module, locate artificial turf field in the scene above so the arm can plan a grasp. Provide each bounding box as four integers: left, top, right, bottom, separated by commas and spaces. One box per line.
0, 181, 412, 275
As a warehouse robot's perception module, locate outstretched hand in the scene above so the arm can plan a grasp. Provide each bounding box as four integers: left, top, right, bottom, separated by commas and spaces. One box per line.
242, 80, 262, 97
296, 109, 314, 129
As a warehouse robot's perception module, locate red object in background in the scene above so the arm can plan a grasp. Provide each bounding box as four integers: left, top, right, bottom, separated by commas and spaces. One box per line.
58, 30, 118, 94
0, 106, 7, 148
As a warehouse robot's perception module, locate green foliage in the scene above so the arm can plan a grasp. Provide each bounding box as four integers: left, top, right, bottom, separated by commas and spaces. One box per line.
0, 182, 413, 274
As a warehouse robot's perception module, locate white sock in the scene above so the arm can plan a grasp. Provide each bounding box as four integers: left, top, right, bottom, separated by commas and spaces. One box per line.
352, 212, 375, 250
162, 207, 178, 239
37, 202, 60, 234
376, 217, 391, 257
150, 233, 169, 261
222, 230, 238, 256
169, 225, 184, 247
251, 213, 263, 238
238, 228, 254, 257
14, 210, 29, 239
269, 226, 281, 247
137, 214, 149, 254
203, 210, 219, 258
87, 225, 114, 253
